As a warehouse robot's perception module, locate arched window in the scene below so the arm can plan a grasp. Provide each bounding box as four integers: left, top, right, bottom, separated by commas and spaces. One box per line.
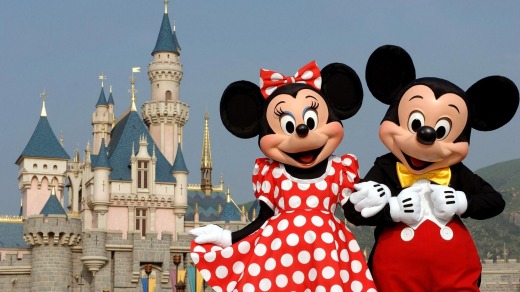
165, 90, 172, 101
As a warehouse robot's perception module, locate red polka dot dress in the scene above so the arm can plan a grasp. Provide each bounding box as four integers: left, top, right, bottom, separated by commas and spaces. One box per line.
191, 155, 377, 292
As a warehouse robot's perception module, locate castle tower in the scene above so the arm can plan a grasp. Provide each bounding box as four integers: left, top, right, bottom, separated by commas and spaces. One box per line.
92, 74, 114, 154
92, 138, 111, 229
172, 143, 188, 234
16, 91, 70, 217
142, 0, 189, 164
23, 188, 82, 291
200, 111, 213, 195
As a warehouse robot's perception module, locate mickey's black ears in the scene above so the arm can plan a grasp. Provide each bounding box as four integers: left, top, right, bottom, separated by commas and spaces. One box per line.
321, 63, 363, 120
220, 81, 264, 139
467, 76, 519, 131
365, 45, 416, 104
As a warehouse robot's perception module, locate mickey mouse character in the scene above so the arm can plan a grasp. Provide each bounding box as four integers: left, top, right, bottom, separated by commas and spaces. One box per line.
189, 61, 377, 291
345, 45, 519, 291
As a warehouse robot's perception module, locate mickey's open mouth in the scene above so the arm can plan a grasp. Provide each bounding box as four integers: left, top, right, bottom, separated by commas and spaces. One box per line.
403, 152, 433, 171
284, 146, 324, 165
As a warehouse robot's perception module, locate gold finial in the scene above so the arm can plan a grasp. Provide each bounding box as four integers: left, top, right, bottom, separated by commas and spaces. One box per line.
109, 85, 113, 94
164, 0, 169, 14
40, 89, 47, 117
99, 72, 107, 88
51, 186, 56, 196
129, 67, 140, 111
173, 17, 176, 32
60, 130, 64, 146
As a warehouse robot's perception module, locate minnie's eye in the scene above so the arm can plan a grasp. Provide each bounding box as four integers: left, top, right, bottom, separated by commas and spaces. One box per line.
408, 111, 425, 133
435, 118, 451, 140
303, 110, 318, 130
280, 114, 296, 135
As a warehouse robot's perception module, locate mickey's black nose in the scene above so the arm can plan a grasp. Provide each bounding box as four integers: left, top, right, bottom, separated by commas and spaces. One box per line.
296, 124, 309, 138
416, 126, 436, 145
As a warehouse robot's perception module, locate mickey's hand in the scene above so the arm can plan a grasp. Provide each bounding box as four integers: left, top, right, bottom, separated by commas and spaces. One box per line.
430, 184, 468, 221
389, 184, 424, 225
188, 224, 232, 248
350, 181, 391, 218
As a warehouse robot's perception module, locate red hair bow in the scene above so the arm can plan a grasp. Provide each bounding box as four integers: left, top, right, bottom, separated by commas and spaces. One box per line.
259, 61, 322, 98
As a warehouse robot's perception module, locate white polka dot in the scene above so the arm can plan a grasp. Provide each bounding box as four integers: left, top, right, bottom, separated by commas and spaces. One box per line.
331, 183, 339, 195
292, 271, 305, 284
322, 266, 335, 279
277, 219, 289, 231
340, 269, 350, 283
254, 243, 267, 256
227, 282, 237, 292
328, 166, 336, 176
298, 183, 310, 191
261, 165, 269, 175
281, 180, 292, 190
323, 197, 330, 209
271, 238, 282, 250
304, 231, 317, 244
301, 70, 313, 80
193, 246, 206, 253
256, 181, 261, 192
243, 283, 255, 292
261, 181, 271, 193
343, 157, 353, 166
314, 248, 326, 261
347, 171, 357, 182
293, 215, 306, 227
351, 280, 363, 292
331, 250, 339, 262
332, 156, 341, 163
278, 197, 285, 210
190, 253, 199, 264
306, 195, 319, 208
288, 196, 301, 208
213, 286, 223, 292
330, 203, 337, 213
272, 167, 283, 178
311, 216, 324, 227
204, 252, 216, 262
199, 269, 211, 281
271, 72, 283, 81
315, 180, 327, 190
348, 240, 361, 252
248, 263, 261, 276
321, 232, 334, 244
238, 241, 251, 254
276, 274, 288, 288
328, 220, 337, 232
287, 233, 299, 246
233, 261, 244, 274
274, 186, 280, 198
298, 250, 311, 264
331, 285, 343, 292
340, 249, 350, 262
262, 225, 273, 237
216, 266, 228, 279
351, 260, 362, 273
315, 286, 326, 292
253, 163, 260, 175
259, 278, 272, 291
281, 254, 293, 267
314, 77, 322, 89
368, 289, 377, 292
308, 268, 317, 281
366, 269, 373, 281
265, 258, 276, 271
211, 246, 223, 252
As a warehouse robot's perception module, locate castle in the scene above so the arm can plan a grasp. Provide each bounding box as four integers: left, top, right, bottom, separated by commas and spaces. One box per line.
0, 2, 250, 291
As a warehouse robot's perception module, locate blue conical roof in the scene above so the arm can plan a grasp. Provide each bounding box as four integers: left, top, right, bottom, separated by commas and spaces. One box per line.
94, 138, 111, 169
108, 91, 114, 105
96, 87, 108, 106
16, 116, 70, 164
152, 12, 181, 55
172, 143, 188, 173
40, 191, 67, 216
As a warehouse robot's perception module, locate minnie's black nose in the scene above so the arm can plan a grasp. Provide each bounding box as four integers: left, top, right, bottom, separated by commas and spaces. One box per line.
296, 124, 309, 138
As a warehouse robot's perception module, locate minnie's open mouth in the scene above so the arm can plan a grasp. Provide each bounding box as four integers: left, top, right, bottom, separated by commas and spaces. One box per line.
284, 146, 324, 165
403, 152, 433, 171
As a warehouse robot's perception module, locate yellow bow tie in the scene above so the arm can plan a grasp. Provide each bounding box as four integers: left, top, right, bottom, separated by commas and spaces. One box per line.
396, 162, 451, 188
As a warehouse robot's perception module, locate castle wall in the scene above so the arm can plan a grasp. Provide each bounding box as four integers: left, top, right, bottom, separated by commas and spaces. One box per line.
480, 259, 520, 292
31, 244, 72, 291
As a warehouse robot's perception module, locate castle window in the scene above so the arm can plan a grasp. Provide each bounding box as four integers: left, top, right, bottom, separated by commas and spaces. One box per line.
135, 208, 147, 237
43, 164, 48, 170
137, 161, 148, 189
166, 90, 172, 101
33, 164, 37, 169
53, 165, 58, 171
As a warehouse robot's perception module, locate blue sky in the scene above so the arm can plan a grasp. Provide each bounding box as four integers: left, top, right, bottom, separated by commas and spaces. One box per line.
1, 1, 520, 215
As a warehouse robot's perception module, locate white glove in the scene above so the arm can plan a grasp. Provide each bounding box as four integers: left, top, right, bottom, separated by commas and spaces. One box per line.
188, 224, 232, 248
430, 184, 468, 221
350, 181, 390, 218
389, 184, 424, 225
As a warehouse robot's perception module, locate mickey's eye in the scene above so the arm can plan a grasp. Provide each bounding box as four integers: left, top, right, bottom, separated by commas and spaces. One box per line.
407, 111, 425, 133
280, 114, 296, 135
434, 118, 451, 140
303, 109, 318, 130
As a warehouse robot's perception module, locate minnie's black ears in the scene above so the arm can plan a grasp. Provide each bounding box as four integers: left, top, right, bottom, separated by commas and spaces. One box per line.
321, 63, 363, 120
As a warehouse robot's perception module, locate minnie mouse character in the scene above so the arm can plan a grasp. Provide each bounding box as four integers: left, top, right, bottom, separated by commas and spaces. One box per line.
189, 61, 377, 291
345, 45, 519, 291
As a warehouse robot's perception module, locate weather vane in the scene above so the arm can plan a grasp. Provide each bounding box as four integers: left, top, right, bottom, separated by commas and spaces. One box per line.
99, 72, 107, 88
129, 67, 140, 111
164, 0, 169, 14
40, 89, 48, 117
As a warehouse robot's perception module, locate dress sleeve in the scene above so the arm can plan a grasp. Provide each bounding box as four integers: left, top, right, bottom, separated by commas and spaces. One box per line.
338, 154, 360, 206
252, 158, 276, 210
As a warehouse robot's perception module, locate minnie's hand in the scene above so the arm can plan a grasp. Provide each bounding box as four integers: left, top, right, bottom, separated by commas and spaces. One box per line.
350, 181, 390, 218
188, 224, 232, 248
389, 184, 424, 225
430, 184, 467, 221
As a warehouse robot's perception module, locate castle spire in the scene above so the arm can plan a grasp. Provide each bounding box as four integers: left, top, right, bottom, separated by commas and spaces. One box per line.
40, 89, 47, 117
200, 111, 213, 195
129, 67, 140, 111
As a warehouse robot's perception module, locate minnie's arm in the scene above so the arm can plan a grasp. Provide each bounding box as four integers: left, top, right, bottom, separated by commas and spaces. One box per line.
231, 201, 274, 243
